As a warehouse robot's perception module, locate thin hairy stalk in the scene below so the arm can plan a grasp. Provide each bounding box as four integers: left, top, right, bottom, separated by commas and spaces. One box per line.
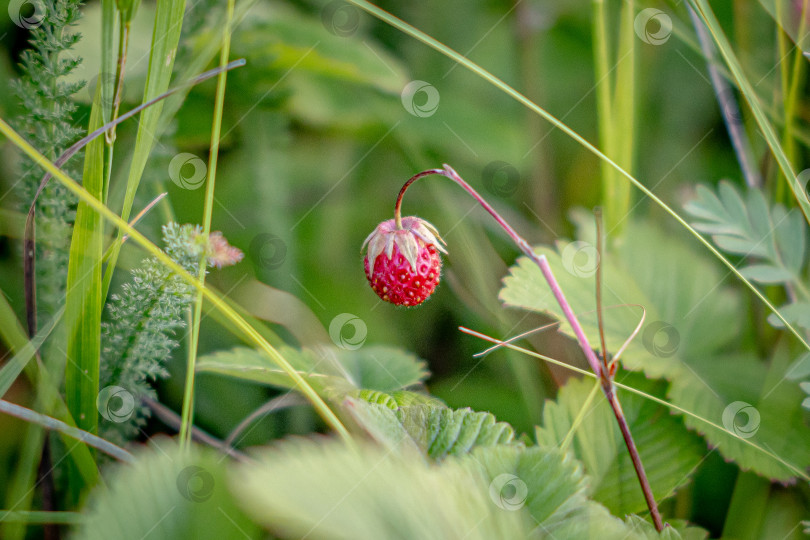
459, 326, 810, 481
180, 0, 236, 449
344, 0, 810, 353
687, 4, 760, 188
224, 393, 306, 450
473, 303, 646, 360
0, 400, 132, 462
143, 397, 248, 461
0, 119, 352, 443
397, 166, 662, 529
104, 16, 129, 145
594, 208, 610, 373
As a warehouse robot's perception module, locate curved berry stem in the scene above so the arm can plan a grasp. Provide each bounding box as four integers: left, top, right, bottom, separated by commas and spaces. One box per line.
394, 168, 444, 229
395, 163, 664, 532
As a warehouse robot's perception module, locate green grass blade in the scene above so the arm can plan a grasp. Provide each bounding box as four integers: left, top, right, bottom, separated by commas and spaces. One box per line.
344, 0, 810, 353
691, 0, 810, 223
102, 0, 186, 298
180, 0, 236, 448
0, 306, 63, 399
0, 119, 351, 444
64, 87, 105, 437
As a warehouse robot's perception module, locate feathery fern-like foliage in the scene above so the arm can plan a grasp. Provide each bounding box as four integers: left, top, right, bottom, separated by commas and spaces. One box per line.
98, 223, 208, 444
11, 0, 85, 312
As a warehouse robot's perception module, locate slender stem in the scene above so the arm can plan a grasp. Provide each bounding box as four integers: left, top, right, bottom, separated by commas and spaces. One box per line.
687, 3, 760, 188
180, 0, 236, 448
605, 388, 664, 530
594, 207, 610, 373
394, 169, 443, 229
397, 164, 668, 530
105, 17, 129, 145
398, 165, 603, 376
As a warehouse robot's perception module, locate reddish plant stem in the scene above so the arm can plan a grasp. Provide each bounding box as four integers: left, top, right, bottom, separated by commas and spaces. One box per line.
395, 164, 664, 532
606, 387, 664, 529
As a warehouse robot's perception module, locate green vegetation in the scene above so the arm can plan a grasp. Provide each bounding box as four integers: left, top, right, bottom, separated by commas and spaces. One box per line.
0, 0, 808, 538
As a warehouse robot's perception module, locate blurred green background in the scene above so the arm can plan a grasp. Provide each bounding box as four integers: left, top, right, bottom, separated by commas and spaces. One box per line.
0, 0, 789, 534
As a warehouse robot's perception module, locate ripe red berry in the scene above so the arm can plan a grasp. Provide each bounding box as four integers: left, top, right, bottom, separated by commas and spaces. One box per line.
362, 216, 447, 306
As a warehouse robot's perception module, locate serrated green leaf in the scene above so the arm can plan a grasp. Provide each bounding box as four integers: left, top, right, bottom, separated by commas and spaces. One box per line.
349, 388, 443, 409
73, 439, 259, 540
685, 182, 803, 281
774, 206, 806, 274
230, 439, 533, 539
397, 406, 517, 460
464, 445, 639, 539
739, 264, 794, 284
197, 344, 429, 398
713, 235, 767, 256
767, 302, 810, 330
534, 376, 704, 515
343, 395, 518, 461
667, 349, 810, 481
786, 352, 810, 380
499, 221, 741, 381
624, 515, 709, 539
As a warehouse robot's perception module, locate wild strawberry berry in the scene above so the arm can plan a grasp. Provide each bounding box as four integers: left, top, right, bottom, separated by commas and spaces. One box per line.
362, 216, 447, 306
